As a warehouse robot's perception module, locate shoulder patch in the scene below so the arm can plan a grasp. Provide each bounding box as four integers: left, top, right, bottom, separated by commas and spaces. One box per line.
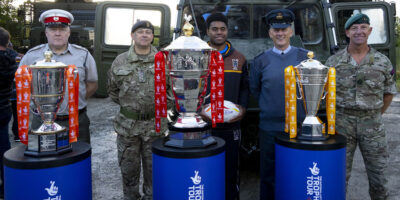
26, 44, 46, 53
254, 50, 268, 60
71, 44, 88, 52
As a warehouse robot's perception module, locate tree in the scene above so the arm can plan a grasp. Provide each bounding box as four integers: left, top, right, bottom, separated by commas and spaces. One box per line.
0, 0, 25, 48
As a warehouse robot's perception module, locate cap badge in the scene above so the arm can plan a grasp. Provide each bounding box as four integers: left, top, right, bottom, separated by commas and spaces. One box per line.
276, 13, 283, 20
53, 16, 59, 21
146, 22, 150, 28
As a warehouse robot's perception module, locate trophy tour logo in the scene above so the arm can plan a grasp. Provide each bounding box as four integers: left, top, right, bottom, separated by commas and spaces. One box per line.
306, 162, 323, 200
188, 170, 204, 200
44, 180, 62, 200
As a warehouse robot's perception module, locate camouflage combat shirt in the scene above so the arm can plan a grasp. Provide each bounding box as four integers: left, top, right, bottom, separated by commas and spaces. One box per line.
325, 47, 397, 110
107, 45, 170, 137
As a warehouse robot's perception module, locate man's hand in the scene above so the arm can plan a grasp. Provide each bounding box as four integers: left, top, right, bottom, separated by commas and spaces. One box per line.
86, 81, 98, 99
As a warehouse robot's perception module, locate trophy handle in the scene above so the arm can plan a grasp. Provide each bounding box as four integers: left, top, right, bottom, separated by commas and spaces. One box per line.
296, 82, 303, 100
321, 90, 328, 100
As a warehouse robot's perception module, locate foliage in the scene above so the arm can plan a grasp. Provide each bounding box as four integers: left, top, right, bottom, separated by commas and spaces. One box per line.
0, 0, 25, 48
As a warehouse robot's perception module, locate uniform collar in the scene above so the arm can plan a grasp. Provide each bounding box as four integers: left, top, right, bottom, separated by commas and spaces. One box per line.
127, 45, 157, 62
342, 45, 375, 65
44, 43, 73, 56
272, 45, 291, 55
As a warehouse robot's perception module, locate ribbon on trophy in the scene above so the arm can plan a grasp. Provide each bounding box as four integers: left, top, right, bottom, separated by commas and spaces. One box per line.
284, 65, 297, 138
15, 65, 31, 145
326, 67, 336, 135
210, 51, 224, 127
66, 65, 79, 142
154, 51, 168, 133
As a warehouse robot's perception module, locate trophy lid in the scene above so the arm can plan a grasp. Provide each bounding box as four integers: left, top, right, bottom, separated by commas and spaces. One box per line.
295, 51, 328, 70
29, 51, 68, 68
163, 14, 214, 51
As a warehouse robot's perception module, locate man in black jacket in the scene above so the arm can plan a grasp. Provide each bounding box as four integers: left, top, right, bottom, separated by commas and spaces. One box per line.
204, 12, 249, 200
0, 27, 18, 199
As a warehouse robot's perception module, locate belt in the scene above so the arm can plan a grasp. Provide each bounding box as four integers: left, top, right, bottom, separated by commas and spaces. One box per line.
56, 107, 87, 120
337, 107, 380, 116
120, 107, 154, 120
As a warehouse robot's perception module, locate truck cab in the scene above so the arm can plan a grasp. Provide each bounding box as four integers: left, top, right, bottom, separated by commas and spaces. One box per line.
93, 0, 396, 156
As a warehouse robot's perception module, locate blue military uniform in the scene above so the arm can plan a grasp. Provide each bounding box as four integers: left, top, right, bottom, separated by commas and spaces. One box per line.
249, 9, 308, 200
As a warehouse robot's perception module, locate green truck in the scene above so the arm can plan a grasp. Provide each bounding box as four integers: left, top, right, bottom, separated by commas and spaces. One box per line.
93, 0, 397, 157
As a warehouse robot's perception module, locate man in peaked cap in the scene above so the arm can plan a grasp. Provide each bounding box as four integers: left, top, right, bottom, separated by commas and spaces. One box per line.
19, 9, 98, 144
326, 12, 397, 199
249, 8, 309, 200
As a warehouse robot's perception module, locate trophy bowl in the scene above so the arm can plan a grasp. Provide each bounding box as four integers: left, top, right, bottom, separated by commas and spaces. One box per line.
25, 51, 71, 157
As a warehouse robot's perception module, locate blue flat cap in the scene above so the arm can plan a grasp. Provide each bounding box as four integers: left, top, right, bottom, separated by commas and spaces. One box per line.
345, 13, 370, 30
265, 9, 295, 29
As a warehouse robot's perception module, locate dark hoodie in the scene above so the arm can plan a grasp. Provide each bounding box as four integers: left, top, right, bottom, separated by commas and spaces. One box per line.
0, 48, 18, 111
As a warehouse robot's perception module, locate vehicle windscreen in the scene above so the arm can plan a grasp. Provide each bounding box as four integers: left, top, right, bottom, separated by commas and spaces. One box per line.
185, 3, 324, 59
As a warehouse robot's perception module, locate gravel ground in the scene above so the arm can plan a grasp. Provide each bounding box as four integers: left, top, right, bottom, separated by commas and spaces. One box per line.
5, 94, 400, 200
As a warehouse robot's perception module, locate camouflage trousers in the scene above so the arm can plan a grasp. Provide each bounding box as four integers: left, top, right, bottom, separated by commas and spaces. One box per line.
117, 133, 161, 200
336, 108, 389, 200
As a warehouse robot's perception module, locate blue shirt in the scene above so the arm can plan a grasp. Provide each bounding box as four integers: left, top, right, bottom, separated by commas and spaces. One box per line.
250, 46, 308, 132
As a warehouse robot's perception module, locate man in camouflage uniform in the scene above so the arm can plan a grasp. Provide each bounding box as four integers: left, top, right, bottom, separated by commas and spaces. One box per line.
325, 13, 397, 200
107, 21, 168, 200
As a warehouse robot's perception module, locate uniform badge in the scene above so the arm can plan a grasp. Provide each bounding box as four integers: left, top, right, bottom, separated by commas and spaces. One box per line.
276, 13, 283, 20
232, 59, 239, 70
138, 69, 146, 82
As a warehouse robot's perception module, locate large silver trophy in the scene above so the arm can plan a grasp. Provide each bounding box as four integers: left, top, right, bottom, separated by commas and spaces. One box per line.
288, 52, 336, 140
25, 51, 72, 156
159, 16, 217, 148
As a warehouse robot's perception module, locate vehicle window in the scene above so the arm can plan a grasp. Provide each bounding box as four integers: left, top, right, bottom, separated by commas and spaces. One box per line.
185, 5, 250, 39
253, 5, 323, 44
104, 7, 162, 46
336, 8, 387, 45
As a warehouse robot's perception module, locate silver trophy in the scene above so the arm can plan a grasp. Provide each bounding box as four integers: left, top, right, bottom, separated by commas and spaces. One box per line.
295, 52, 329, 140
161, 15, 216, 148
25, 51, 72, 157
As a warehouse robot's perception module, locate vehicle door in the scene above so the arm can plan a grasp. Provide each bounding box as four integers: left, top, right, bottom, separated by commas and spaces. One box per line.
94, 2, 171, 96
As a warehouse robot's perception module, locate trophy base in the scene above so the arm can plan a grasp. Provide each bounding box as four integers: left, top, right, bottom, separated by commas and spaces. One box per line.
164, 136, 217, 148
25, 125, 72, 157
24, 146, 72, 157
298, 124, 329, 141
165, 122, 215, 148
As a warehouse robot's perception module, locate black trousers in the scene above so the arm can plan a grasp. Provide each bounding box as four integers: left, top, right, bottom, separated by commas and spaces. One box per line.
212, 128, 241, 200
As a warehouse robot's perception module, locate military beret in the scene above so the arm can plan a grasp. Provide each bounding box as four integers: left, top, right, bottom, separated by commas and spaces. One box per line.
206, 12, 228, 29
265, 9, 295, 29
131, 20, 154, 33
39, 9, 74, 27
345, 13, 370, 30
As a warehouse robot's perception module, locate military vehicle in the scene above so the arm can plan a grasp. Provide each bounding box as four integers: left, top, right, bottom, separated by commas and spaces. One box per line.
93, 0, 397, 157
24, 0, 96, 53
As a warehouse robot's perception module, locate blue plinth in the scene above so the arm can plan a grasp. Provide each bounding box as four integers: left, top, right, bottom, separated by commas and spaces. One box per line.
275, 134, 346, 200
3, 142, 92, 200
152, 137, 225, 200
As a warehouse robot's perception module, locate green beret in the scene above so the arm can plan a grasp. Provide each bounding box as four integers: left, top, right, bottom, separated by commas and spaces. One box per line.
344, 13, 370, 30
131, 20, 154, 33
